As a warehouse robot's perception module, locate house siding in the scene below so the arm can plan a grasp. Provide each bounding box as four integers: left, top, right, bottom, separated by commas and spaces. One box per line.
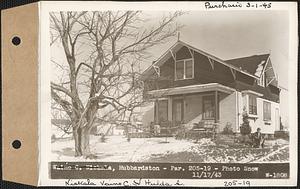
142, 105, 155, 128
193, 52, 235, 87
181, 93, 207, 130
234, 81, 280, 103
143, 46, 279, 104
142, 43, 281, 135
237, 92, 280, 134
172, 92, 237, 133
219, 92, 237, 133
144, 46, 236, 91
184, 94, 203, 123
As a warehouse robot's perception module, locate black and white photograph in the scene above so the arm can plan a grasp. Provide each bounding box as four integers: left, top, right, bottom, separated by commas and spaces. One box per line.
38, 1, 298, 187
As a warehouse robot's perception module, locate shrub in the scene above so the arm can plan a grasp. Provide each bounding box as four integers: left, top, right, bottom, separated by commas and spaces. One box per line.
99, 133, 107, 143
222, 122, 234, 135
240, 110, 251, 135
175, 126, 187, 140
274, 131, 289, 140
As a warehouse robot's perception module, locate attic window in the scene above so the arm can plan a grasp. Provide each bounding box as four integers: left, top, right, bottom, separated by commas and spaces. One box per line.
257, 72, 265, 87
254, 60, 265, 77
175, 58, 194, 80
256, 60, 266, 87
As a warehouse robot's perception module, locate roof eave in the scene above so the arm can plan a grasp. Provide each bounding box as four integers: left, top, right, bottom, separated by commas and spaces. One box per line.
178, 41, 260, 79
147, 83, 236, 98
141, 40, 260, 80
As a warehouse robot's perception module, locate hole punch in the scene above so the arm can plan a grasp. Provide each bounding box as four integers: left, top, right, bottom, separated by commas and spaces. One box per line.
12, 140, 21, 149
12, 36, 21, 46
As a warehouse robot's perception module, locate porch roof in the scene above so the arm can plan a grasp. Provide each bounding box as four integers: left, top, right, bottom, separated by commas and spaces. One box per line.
147, 83, 235, 98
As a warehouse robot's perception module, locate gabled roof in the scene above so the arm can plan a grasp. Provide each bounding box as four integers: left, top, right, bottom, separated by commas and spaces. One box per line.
140, 40, 260, 80
225, 54, 270, 76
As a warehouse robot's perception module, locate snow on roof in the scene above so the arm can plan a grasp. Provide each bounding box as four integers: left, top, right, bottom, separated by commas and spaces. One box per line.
254, 60, 265, 77
225, 54, 270, 75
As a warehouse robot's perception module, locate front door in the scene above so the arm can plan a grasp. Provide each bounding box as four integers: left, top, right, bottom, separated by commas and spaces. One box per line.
173, 99, 184, 123
157, 100, 168, 123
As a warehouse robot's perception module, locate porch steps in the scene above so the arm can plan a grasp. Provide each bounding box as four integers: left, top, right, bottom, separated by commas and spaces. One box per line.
185, 114, 203, 130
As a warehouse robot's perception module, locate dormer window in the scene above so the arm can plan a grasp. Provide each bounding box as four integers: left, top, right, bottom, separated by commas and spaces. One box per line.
175, 58, 194, 80
255, 60, 266, 87
258, 73, 265, 87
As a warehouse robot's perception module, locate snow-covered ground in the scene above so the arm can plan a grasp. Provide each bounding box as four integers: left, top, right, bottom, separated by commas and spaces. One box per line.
52, 135, 197, 161
52, 134, 289, 163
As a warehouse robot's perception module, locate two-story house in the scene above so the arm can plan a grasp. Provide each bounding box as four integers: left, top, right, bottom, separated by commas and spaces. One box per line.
140, 40, 280, 135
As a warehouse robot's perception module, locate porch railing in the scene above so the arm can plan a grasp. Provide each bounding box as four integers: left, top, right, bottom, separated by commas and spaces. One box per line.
150, 120, 220, 140
150, 121, 183, 136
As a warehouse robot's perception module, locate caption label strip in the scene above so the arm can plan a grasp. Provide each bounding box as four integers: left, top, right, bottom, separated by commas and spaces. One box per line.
51, 162, 289, 179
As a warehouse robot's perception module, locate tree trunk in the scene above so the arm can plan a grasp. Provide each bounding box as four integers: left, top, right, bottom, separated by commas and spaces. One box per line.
73, 127, 82, 156
73, 126, 91, 157
81, 127, 91, 157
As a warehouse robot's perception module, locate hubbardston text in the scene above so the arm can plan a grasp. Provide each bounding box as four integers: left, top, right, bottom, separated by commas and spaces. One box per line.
119, 164, 160, 171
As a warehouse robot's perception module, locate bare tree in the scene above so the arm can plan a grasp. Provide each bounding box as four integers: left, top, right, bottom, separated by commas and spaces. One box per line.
50, 11, 182, 158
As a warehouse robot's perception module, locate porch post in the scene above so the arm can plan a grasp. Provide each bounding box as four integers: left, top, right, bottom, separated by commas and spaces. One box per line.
168, 97, 172, 122
215, 91, 219, 123
183, 94, 186, 123
154, 99, 159, 124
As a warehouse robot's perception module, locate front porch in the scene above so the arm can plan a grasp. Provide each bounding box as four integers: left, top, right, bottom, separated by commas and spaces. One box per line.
147, 83, 237, 136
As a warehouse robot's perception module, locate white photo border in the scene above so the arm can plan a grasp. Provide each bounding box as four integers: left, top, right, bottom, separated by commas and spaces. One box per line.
39, 1, 298, 187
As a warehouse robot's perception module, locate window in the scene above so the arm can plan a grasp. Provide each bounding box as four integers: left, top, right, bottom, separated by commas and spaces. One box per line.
157, 100, 168, 122
248, 95, 257, 115
175, 58, 194, 80
185, 59, 193, 78
263, 101, 271, 121
257, 73, 265, 87
173, 99, 184, 122
175, 60, 184, 79
255, 61, 265, 87
203, 95, 215, 119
